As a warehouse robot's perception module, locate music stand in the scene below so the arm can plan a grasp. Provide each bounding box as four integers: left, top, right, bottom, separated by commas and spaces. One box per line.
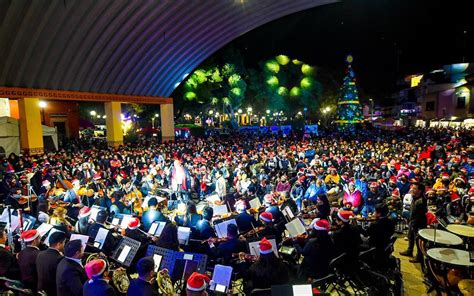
112, 237, 141, 267
90, 205, 106, 222
22, 214, 37, 230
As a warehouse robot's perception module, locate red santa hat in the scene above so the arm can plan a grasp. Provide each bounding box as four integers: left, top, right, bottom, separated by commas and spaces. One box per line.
259, 237, 273, 254
259, 211, 273, 223
391, 188, 400, 198
454, 176, 466, 184
85, 259, 107, 280
6, 163, 14, 173
128, 217, 140, 230
235, 200, 246, 212
186, 272, 210, 292
78, 207, 91, 219
337, 210, 354, 223
389, 176, 397, 183
20, 175, 27, 181
451, 192, 461, 202
42, 180, 51, 187
312, 218, 330, 231
469, 188, 474, 195
20, 229, 39, 242
426, 187, 435, 195
441, 173, 450, 180
93, 173, 101, 180
369, 182, 378, 188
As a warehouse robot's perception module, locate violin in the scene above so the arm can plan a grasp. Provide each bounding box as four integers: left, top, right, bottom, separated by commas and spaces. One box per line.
15, 195, 38, 205
282, 233, 308, 244
242, 226, 265, 238
49, 200, 71, 209
55, 171, 73, 190
232, 252, 258, 262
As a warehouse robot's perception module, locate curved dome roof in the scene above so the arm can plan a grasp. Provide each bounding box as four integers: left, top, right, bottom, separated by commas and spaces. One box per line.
0, 0, 335, 98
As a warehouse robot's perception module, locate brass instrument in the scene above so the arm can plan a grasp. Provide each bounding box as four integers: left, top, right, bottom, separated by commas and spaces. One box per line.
84, 253, 130, 294
157, 269, 176, 296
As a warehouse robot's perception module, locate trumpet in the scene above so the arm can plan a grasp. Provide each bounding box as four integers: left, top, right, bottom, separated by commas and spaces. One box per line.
84, 252, 130, 294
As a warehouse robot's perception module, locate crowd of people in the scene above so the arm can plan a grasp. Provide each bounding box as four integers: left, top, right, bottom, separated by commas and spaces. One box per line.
0, 126, 473, 295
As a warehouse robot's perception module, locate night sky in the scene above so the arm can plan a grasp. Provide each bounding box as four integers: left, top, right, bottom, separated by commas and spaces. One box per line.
211, 0, 473, 102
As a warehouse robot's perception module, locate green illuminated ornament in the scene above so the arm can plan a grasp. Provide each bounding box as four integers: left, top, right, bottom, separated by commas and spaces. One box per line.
265, 60, 280, 73
292, 59, 302, 65
301, 64, 314, 76
185, 91, 197, 100
290, 87, 301, 97
267, 76, 279, 87
276, 55, 290, 65
277, 86, 288, 96
300, 77, 313, 89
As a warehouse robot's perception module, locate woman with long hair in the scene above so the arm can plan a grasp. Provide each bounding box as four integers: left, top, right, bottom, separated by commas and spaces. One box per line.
155, 223, 180, 251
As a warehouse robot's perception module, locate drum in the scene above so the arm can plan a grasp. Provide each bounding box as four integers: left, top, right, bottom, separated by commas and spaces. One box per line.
417, 229, 463, 256
427, 248, 474, 292
446, 224, 474, 238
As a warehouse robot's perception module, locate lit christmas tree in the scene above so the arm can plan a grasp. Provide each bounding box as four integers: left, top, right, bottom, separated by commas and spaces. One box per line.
335, 55, 364, 130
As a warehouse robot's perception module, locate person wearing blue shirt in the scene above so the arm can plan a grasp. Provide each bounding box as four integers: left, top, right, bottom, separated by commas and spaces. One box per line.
290, 180, 305, 211
195, 207, 216, 240
304, 179, 327, 204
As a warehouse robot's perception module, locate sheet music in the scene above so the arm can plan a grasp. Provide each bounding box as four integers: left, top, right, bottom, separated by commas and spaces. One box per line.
153, 254, 162, 272
148, 222, 158, 235
117, 245, 131, 263
215, 219, 238, 238
211, 264, 233, 291
177, 227, 191, 245
292, 284, 312, 296
285, 218, 306, 237
248, 238, 278, 257
212, 204, 228, 216
282, 206, 294, 220
206, 193, 221, 203
155, 222, 166, 236
111, 218, 120, 226
70, 234, 89, 250
249, 197, 261, 209
94, 228, 109, 248
120, 215, 133, 229
36, 223, 54, 237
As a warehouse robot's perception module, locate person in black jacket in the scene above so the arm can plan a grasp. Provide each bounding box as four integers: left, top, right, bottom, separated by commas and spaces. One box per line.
127, 257, 158, 296
0, 226, 20, 280
87, 210, 117, 256
295, 218, 334, 281
56, 239, 87, 296
400, 182, 427, 263
235, 200, 257, 233
36, 231, 66, 296
83, 259, 115, 296
332, 210, 362, 271
17, 229, 42, 293
141, 198, 169, 231
209, 224, 245, 265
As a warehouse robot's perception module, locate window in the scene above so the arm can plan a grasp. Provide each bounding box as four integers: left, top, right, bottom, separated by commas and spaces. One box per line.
456, 97, 466, 109
426, 101, 435, 111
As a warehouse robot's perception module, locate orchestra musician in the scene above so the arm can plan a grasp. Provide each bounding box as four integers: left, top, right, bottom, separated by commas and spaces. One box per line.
17, 229, 42, 294
155, 223, 180, 251
257, 211, 282, 245
36, 231, 66, 296
141, 197, 169, 232
332, 210, 362, 271
0, 225, 20, 280
359, 204, 395, 265
186, 272, 210, 296
208, 224, 245, 265
235, 200, 257, 233
87, 210, 117, 256
175, 201, 201, 228
56, 239, 87, 296
195, 206, 216, 240
76, 207, 92, 235
50, 207, 72, 234
125, 217, 155, 244
83, 259, 115, 296
126, 256, 158, 296
244, 237, 289, 294
294, 218, 334, 282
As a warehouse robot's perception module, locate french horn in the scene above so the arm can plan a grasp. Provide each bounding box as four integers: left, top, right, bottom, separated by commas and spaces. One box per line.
157, 269, 176, 296
84, 253, 130, 294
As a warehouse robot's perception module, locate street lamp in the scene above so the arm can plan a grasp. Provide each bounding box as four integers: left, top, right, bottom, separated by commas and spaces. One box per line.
237, 109, 242, 114
90, 110, 96, 116
152, 114, 159, 129
369, 99, 374, 119
209, 110, 214, 115
266, 109, 270, 114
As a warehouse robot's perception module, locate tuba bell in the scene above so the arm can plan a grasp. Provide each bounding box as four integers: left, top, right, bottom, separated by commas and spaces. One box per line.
157, 269, 176, 296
